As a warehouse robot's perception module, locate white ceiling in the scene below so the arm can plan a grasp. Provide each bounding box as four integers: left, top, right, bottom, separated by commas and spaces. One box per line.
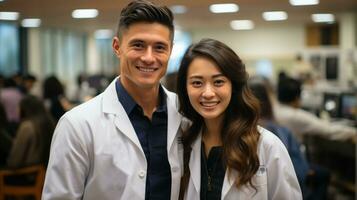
0, 0, 356, 33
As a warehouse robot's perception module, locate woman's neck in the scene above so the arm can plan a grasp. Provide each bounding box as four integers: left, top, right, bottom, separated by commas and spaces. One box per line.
202, 119, 223, 157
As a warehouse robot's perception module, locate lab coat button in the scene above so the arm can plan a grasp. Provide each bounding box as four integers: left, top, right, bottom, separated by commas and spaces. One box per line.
171, 166, 179, 172
138, 170, 146, 179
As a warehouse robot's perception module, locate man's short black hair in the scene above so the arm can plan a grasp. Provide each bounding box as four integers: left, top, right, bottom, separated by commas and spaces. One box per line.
117, 0, 174, 42
277, 76, 302, 103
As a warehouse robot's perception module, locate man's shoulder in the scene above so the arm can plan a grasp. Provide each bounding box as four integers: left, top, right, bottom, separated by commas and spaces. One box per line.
162, 86, 179, 108
163, 87, 177, 99
63, 94, 103, 121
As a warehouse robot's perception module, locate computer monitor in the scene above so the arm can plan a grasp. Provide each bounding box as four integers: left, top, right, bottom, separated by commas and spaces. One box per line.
322, 92, 340, 118
340, 93, 357, 120
325, 56, 338, 80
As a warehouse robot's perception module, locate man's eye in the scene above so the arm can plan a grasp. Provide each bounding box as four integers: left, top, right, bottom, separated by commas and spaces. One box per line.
155, 45, 167, 52
132, 43, 144, 48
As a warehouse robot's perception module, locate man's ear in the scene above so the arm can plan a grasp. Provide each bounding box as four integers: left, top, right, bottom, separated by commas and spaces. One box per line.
112, 37, 121, 57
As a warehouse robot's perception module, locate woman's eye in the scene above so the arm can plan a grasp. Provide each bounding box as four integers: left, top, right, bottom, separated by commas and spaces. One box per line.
191, 81, 202, 87
214, 79, 225, 86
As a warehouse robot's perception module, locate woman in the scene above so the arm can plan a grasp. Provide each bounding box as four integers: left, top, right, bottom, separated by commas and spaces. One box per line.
7, 95, 55, 168
43, 75, 73, 122
176, 38, 302, 199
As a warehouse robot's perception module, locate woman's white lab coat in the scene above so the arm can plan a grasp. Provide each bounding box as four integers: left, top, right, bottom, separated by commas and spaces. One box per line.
42, 78, 184, 200
184, 127, 302, 200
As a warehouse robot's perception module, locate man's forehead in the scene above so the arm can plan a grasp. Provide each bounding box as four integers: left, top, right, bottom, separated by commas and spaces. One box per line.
122, 23, 172, 44
121, 22, 172, 39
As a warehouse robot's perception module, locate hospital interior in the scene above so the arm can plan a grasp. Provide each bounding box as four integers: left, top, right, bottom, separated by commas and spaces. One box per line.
0, 0, 356, 199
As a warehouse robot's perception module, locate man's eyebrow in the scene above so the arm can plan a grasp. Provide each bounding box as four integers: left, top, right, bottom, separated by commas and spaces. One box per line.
128, 39, 144, 44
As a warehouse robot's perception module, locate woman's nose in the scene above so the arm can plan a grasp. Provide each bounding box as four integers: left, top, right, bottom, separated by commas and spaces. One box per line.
202, 85, 215, 98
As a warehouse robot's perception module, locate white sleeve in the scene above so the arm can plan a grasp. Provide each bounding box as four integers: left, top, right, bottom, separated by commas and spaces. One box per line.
42, 114, 90, 200
294, 109, 356, 140
262, 132, 302, 200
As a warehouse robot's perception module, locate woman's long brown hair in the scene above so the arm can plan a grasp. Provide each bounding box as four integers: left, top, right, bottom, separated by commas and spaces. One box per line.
177, 39, 261, 198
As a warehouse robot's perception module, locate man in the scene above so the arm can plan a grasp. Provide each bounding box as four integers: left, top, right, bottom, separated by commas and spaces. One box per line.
273, 75, 356, 142
42, 1, 183, 199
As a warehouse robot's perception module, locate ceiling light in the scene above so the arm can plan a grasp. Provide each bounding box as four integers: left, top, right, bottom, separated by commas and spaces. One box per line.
21, 18, 41, 27
262, 11, 288, 21
312, 13, 334, 23
94, 29, 113, 39
72, 9, 98, 19
230, 20, 254, 30
0, 12, 19, 20
170, 5, 187, 14
209, 3, 239, 13
289, 0, 319, 6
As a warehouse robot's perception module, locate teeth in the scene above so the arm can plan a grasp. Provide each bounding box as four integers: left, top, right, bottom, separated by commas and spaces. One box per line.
138, 67, 155, 72
201, 102, 218, 107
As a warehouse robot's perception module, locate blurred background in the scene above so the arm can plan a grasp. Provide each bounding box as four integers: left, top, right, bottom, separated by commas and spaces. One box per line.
0, 0, 356, 199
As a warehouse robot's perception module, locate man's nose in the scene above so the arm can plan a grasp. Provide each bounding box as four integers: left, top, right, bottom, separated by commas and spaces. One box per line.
141, 47, 155, 64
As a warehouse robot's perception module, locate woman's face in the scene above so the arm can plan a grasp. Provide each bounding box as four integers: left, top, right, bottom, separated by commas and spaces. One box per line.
186, 57, 232, 123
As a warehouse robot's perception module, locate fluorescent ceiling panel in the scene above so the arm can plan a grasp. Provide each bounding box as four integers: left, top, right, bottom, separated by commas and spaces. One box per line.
230, 20, 254, 30
289, 0, 319, 6
209, 3, 239, 13
72, 9, 98, 18
312, 13, 335, 23
262, 11, 288, 21
0, 12, 19, 20
21, 18, 41, 27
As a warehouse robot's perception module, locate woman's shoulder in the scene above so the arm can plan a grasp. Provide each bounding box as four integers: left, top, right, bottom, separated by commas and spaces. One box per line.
257, 126, 287, 151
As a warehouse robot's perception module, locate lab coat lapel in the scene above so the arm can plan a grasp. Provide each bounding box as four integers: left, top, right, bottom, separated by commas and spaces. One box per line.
102, 78, 142, 150
222, 169, 236, 199
221, 169, 256, 199
189, 133, 202, 194
165, 88, 182, 151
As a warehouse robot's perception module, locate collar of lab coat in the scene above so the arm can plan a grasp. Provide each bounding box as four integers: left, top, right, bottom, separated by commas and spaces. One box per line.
189, 131, 256, 199
102, 77, 182, 154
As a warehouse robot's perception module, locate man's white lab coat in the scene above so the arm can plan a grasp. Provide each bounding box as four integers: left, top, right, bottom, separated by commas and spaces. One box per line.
42, 78, 183, 200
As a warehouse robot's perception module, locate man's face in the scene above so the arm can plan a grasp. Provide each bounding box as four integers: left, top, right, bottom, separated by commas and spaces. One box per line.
113, 22, 172, 91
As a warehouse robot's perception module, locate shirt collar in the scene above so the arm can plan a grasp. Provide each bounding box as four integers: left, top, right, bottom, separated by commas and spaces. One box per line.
115, 79, 167, 115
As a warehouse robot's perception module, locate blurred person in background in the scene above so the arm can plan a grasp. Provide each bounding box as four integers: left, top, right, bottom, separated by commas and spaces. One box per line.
0, 78, 23, 132
20, 73, 37, 94
248, 77, 330, 200
43, 75, 73, 121
0, 73, 4, 89
290, 54, 315, 81
74, 73, 96, 103
7, 95, 55, 168
0, 101, 13, 167
274, 75, 356, 142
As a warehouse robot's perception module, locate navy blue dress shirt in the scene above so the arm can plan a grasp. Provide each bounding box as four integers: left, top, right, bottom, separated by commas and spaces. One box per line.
115, 80, 171, 200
